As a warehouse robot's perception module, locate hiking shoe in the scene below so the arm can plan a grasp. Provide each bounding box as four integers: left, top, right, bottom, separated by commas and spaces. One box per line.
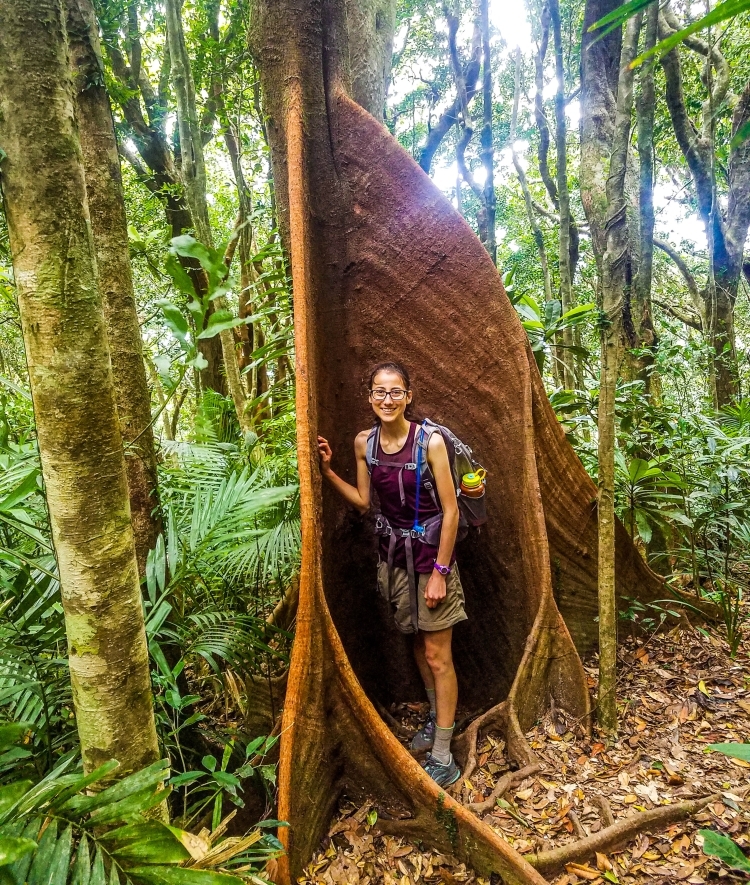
421, 753, 461, 787
410, 713, 436, 753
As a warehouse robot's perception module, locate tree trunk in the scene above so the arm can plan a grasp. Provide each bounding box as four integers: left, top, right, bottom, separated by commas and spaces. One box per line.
626, 3, 658, 391
479, 0, 496, 265
66, 0, 162, 575
549, 0, 575, 389
0, 0, 160, 776
598, 13, 642, 737
253, 1, 663, 879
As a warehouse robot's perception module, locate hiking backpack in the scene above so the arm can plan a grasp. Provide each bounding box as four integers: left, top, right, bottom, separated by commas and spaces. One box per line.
365, 418, 487, 535
365, 419, 486, 634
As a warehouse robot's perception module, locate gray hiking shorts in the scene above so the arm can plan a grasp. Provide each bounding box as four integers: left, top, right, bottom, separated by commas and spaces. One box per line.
377, 561, 468, 634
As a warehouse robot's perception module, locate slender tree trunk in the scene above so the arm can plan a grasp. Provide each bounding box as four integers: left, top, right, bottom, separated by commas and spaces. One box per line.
479, 0, 496, 264
511, 48, 556, 381
66, 0, 162, 575
549, 0, 575, 389
598, 13, 642, 738
627, 3, 659, 393
0, 0, 160, 775
164, 0, 211, 246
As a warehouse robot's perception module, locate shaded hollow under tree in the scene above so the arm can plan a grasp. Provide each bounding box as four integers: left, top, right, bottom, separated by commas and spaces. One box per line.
253, 2, 663, 881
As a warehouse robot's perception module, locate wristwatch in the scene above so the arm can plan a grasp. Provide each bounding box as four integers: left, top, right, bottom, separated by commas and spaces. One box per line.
433, 562, 452, 576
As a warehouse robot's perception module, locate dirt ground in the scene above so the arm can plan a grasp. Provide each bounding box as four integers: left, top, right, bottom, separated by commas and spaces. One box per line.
296, 624, 750, 885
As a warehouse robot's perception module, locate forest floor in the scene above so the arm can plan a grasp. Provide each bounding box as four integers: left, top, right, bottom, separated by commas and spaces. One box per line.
296, 623, 750, 885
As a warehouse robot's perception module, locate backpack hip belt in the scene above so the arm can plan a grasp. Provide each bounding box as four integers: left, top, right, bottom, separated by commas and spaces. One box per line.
375, 512, 443, 634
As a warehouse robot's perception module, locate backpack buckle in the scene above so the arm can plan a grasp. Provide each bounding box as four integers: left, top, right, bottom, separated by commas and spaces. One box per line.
410, 525, 425, 539
404, 462, 417, 470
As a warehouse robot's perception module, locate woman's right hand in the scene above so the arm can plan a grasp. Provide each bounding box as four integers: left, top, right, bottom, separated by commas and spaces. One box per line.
317, 436, 333, 474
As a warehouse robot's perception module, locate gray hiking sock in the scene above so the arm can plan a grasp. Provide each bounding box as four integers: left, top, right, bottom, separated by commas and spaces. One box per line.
426, 688, 437, 717
431, 723, 455, 765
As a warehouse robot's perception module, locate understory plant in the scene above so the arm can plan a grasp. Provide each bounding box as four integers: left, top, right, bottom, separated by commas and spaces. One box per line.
0, 727, 280, 885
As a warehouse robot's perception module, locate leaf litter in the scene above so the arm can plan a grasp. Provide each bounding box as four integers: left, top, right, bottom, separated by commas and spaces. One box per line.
297, 625, 750, 884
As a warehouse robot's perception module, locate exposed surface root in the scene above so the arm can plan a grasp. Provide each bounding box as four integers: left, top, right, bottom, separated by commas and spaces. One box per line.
453, 701, 508, 780
467, 764, 542, 815
527, 793, 717, 875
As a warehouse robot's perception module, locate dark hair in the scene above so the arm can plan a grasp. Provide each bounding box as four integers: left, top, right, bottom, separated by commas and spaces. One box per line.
368, 361, 411, 391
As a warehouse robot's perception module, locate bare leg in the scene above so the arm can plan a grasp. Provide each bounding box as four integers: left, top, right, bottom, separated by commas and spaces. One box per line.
413, 631, 435, 691
422, 627, 457, 729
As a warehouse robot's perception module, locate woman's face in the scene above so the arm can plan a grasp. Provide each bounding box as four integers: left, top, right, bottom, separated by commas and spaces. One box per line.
369, 370, 413, 425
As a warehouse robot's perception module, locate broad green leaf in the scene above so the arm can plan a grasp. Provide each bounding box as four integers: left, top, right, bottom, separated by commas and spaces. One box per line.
0, 837, 36, 867
588, 0, 655, 35
632, 0, 750, 66
70, 833, 91, 885
128, 866, 241, 885
164, 254, 197, 299
0, 782, 32, 820
62, 760, 168, 816
169, 237, 227, 288
87, 786, 171, 827
50, 761, 120, 812
708, 743, 750, 762
700, 829, 750, 872
0, 471, 39, 513
47, 825, 73, 885
634, 510, 653, 545
197, 312, 249, 340
105, 823, 189, 864
27, 819, 58, 885
89, 849, 106, 885
157, 301, 191, 349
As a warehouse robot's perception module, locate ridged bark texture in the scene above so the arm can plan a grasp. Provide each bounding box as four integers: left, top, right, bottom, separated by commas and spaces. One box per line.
253, 1, 663, 880
66, 0, 162, 575
0, 0, 160, 775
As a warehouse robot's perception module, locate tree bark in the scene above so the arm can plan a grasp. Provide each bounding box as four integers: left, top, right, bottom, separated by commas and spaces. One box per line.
0, 0, 160, 776
479, 0, 496, 264
659, 6, 750, 406
549, 0, 575, 389
598, 13, 642, 737
66, 0, 162, 575
252, 0, 664, 879
101, 6, 226, 395
626, 3, 658, 391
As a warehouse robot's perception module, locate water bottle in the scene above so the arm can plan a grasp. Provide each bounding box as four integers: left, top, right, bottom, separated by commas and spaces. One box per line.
460, 468, 486, 498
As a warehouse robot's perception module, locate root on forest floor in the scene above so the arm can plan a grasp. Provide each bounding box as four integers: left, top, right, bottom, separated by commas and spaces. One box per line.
527, 793, 717, 875
298, 626, 750, 885
467, 765, 542, 815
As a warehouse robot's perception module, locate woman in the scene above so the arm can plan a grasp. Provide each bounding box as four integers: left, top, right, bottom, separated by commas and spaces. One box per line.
317, 361, 467, 787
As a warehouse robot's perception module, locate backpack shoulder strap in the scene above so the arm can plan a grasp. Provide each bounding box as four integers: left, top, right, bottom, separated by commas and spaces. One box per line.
411, 419, 438, 467
365, 425, 380, 473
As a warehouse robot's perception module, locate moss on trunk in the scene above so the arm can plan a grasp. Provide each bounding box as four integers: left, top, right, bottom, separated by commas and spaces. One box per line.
0, 0, 160, 776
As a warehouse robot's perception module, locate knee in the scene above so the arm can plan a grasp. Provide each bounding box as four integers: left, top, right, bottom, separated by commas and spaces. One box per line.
424, 642, 452, 675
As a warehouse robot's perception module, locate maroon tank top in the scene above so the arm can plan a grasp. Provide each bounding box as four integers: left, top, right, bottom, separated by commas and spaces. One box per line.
370, 422, 450, 572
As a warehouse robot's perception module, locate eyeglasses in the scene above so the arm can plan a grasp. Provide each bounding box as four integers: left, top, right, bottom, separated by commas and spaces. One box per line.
370, 387, 408, 402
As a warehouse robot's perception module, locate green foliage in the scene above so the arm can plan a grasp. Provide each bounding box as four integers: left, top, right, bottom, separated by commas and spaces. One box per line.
699, 829, 750, 875
0, 746, 280, 885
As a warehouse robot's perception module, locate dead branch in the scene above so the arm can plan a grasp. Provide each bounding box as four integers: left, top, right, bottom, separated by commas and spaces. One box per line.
592, 793, 615, 828
527, 793, 717, 875
468, 763, 542, 815
567, 808, 587, 839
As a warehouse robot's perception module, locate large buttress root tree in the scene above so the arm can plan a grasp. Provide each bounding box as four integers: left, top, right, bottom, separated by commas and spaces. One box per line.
253, 2, 662, 882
